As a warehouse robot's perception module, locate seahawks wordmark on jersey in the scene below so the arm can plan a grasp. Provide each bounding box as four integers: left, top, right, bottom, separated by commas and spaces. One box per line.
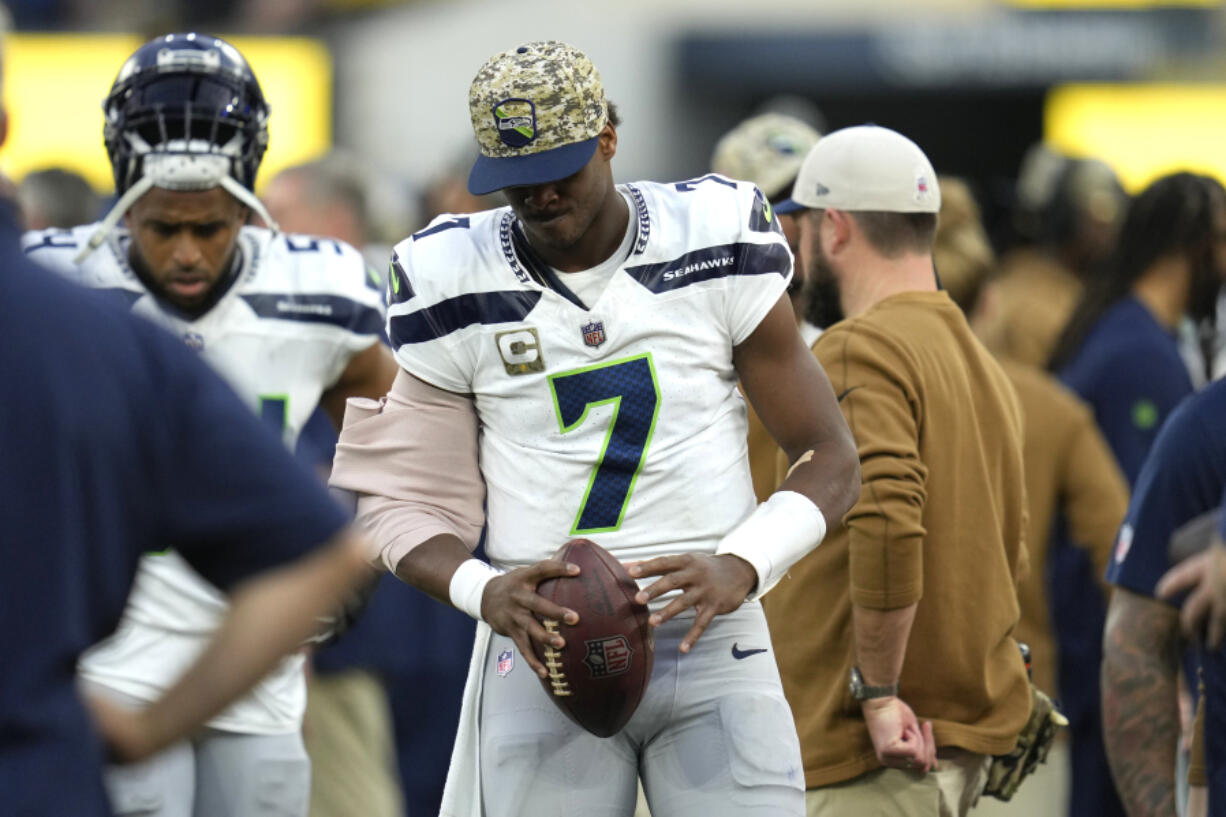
387, 177, 791, 571
24, 223, 384, 734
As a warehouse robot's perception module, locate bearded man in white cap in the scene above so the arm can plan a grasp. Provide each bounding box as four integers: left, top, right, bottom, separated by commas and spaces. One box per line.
764, 125, 1050, 816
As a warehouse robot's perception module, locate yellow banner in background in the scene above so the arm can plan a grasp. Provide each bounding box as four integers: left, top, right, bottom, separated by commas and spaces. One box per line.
1045, 83, 1226, 191
0, 34, 332, 194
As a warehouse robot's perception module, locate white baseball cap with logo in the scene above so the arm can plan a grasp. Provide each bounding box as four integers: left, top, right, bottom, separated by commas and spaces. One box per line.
776, 124, 940, 215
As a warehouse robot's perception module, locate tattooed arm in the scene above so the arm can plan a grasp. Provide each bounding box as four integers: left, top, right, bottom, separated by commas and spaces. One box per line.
1102, 587, 1183, 817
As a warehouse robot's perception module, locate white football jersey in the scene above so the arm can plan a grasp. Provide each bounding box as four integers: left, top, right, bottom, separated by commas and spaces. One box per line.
387, 177, 791, 570
24, 223, 384, 734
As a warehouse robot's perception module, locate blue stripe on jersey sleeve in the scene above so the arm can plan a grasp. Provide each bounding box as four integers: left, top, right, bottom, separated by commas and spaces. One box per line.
23, 231, 79, 253
388, 290, 542, 346
625, 241, 789, 294
240, 293, 384, 335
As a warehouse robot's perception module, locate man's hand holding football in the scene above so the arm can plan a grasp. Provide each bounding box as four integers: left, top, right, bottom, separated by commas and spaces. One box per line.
481, 560, 580, 678
627, 553, 757, 653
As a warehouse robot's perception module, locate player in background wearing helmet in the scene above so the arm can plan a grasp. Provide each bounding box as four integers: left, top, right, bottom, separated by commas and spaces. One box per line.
981, 145, 1127, 370
23, 33, 398, 817
330, 41, 859, 817
710, 112, 824, 505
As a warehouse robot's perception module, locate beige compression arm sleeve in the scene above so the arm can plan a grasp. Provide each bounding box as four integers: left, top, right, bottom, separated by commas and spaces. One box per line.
329, 369, 485, 573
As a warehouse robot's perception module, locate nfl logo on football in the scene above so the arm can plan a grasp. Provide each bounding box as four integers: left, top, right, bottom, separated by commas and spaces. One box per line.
583, 635, 633, 678
496, 649, 514, 678
581, 319, 606, 349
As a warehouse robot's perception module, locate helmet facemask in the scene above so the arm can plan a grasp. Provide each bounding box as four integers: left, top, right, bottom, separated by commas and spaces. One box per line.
76, 37, 279, 263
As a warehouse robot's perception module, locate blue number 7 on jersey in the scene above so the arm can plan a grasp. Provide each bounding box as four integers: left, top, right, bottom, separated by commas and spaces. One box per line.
548, 354, 661, 535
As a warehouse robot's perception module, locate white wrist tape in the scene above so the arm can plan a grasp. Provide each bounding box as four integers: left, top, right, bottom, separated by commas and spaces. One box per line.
716, 490, 827, 601
448, 559, 504, 622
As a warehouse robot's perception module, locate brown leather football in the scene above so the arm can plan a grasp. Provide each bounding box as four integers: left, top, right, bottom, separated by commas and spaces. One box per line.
532, 538, 654, 738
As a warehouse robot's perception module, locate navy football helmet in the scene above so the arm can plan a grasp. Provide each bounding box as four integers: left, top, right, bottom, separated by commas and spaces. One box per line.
78, 33, 277, 262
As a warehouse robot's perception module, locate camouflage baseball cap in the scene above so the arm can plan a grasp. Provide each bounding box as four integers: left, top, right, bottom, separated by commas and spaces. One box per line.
467, 41, 608, 195
711, 113, 821, 201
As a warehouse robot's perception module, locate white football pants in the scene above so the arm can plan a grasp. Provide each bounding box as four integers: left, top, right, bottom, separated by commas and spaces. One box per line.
84, 682, 310, 817
479, 602, 804, 817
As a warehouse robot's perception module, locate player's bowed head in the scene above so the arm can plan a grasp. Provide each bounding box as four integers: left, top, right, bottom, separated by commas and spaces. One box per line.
77, 33, 280, 317
469, 42, 628, 274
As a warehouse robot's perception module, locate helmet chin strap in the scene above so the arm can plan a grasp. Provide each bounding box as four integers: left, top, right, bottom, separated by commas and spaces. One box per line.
74, 148, 279, 265
218, 174, 279, 235
74, 174, 153, 264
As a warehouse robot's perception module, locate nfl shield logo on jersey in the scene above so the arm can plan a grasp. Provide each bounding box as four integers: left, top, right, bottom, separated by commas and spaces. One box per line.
581, 319, 606, 348
182, 332, 205, 352
583, 635, 633, 678
496, 649, 515, 677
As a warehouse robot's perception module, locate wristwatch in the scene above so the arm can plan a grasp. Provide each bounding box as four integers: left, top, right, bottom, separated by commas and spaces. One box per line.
849, 666, 899, 701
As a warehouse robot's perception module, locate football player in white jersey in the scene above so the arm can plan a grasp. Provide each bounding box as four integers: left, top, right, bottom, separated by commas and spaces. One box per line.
329, 42, 858, 817
23, 33, 397, 817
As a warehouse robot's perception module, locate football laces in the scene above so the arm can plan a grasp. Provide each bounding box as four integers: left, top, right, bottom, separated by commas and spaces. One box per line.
541, 619, 572, 697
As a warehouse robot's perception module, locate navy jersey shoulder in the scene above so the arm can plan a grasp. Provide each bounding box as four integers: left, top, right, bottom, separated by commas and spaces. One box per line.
1106, 378, 1226, 598
1060, 297, 1194, 486
0, 232, 348, 816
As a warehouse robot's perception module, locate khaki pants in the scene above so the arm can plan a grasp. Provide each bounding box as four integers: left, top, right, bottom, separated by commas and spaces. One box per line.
806, 749, 990, 817
304, 670, 403, 817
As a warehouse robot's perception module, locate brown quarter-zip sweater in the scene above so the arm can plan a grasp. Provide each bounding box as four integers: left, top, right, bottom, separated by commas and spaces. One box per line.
764, 290, 1032, 788
998, 358, 1127, 696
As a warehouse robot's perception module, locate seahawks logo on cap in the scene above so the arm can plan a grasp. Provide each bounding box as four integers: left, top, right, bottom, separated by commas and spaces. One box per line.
493, 98, 537, 148
767, 133, 802, 156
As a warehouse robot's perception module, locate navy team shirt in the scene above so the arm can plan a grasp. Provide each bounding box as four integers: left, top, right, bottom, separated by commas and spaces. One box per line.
1105, 380, 1226, 815
1208, 496, 1226, 816
1105, 379, 1226, 596
1060, 296, 1195, 487
0, 215, 350, 816
1056, 295, 1194, 817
